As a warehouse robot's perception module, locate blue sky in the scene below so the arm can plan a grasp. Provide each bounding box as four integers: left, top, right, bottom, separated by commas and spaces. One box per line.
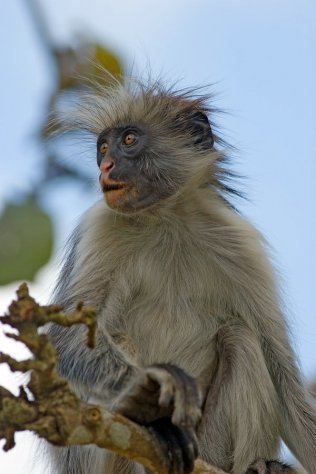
0, 1, 315, 472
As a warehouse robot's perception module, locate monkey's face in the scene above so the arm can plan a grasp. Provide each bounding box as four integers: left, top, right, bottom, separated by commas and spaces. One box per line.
96, 109, 214, 213
97, 124, 167, 212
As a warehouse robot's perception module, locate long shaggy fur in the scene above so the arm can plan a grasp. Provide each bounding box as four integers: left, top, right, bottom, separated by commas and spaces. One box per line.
58, 77, 239, 203
47, 78, 316, 474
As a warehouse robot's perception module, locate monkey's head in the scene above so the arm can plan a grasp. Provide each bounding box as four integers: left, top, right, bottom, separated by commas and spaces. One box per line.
67, 80, 225, 213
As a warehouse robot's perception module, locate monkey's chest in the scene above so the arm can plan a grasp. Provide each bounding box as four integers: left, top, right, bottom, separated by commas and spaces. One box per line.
109, 302, 218, 384
103, 255, 220, 380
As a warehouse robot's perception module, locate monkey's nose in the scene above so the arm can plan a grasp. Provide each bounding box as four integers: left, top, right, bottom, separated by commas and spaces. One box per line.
100, 159, 115, 176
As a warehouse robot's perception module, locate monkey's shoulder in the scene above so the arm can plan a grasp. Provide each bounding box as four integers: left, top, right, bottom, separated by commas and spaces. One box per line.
76, 200, 271, 282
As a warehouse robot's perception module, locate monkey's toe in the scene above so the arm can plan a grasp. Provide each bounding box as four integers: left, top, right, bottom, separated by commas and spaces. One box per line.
246, 459, 296, 474
149, 417, 198, 474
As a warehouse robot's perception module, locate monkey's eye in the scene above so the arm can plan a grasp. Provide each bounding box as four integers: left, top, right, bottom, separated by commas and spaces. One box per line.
123, 132, 136, 146
100, 142, 108, 154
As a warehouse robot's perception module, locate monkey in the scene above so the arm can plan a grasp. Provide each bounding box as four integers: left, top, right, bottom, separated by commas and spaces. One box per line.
46, 78, 316, 474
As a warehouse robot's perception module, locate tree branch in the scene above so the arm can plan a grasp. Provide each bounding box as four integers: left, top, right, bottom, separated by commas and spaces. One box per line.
0, 284, 226, 474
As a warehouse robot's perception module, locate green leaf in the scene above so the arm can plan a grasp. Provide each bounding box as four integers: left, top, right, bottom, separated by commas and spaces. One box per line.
0, 199, 54, 285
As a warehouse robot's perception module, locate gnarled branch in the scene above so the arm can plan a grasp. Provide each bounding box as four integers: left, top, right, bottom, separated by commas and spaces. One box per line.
0, 283, 226, 474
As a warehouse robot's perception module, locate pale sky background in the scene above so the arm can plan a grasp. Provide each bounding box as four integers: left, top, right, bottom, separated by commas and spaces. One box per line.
0, 0, 315, 472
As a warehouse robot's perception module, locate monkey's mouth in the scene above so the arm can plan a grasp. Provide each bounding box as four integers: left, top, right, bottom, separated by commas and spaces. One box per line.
101, 180, 132, 209
102, 183, 128, 193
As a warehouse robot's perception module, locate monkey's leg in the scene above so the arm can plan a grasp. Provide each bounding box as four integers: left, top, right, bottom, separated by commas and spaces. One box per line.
198, 320, 282, 474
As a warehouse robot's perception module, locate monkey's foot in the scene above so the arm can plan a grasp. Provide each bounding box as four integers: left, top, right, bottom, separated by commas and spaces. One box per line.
246, 459, 297, 474
148, 417, 198, 474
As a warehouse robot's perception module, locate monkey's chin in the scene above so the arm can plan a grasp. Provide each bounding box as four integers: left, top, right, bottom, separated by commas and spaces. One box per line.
103, 187, 158, 214
104, 186, 131, 210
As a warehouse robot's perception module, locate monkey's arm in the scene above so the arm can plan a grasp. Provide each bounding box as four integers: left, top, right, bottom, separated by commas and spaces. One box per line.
47, 226, 139, 401
49, 309, 201, 424
48, 322, 201, 474
230, 243, 316, 473
198, 319, 280, 474
254, 308, 316, 474
48, 322, 139, 401
204, 213, 316, 473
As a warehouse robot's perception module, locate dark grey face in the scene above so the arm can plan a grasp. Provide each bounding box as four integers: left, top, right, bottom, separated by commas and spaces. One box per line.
97, 124, 175, 213
96, 110, 214, 213
97, 125, 148, 171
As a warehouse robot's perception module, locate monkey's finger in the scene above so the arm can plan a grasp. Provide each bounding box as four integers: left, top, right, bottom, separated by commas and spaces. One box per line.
145, 364, 201, 427
158, 378, 175, 408
149, 418, 198, 474
174, 427, 199, 468
146, 368, 187, 426
172, 390, 201, 429
145, 366, 175, 408
164, 366, 200, 428
179, 381, 202, 428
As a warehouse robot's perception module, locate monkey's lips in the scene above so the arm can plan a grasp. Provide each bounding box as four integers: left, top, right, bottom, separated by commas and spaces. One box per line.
101, 179, 131, 208
102, 183, 128, 193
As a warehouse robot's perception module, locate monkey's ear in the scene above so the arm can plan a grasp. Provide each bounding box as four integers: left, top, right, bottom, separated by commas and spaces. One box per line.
190, 110, 214, 148
177, 109, 214, 149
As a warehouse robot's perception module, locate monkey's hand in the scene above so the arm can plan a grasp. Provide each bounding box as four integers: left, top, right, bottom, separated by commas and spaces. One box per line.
114, 363, 201, 474
115, 363, 201, 426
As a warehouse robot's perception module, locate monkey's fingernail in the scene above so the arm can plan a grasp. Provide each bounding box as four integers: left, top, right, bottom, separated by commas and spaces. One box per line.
158, 382, 174, 407
171, 408, 187, 427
